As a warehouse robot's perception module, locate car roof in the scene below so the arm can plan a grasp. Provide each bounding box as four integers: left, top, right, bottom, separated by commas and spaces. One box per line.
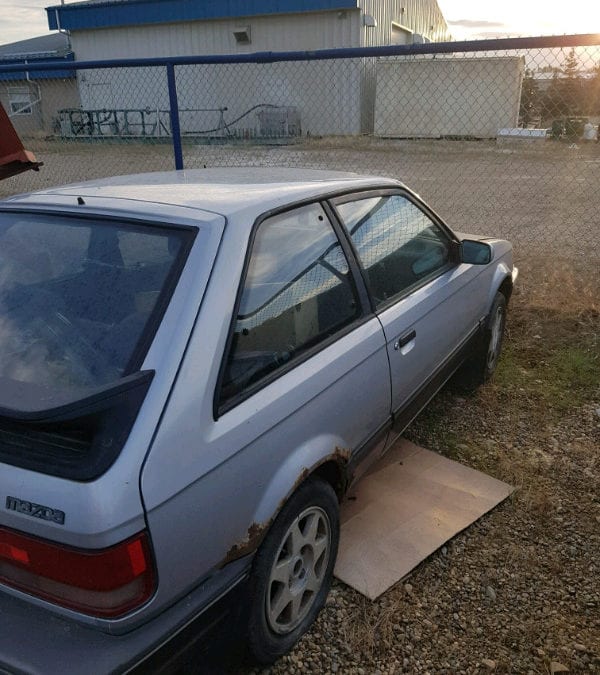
4, 168, 401, 223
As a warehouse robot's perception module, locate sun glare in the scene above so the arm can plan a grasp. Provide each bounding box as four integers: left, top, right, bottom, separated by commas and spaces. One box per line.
440, 0, 600, 40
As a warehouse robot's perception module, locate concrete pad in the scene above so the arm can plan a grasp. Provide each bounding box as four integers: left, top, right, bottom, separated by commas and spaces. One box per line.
334, 439, 513, 599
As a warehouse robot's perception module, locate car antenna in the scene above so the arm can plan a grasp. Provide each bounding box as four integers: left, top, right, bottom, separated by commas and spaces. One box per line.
77, 196, 85, 205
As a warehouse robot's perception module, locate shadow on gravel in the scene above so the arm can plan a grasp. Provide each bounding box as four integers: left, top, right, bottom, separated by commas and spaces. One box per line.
176, 629, 250, 675
134, 610, 252, 675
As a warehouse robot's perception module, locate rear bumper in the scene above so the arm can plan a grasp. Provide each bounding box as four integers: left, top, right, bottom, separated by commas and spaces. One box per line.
0, 569, 249, 675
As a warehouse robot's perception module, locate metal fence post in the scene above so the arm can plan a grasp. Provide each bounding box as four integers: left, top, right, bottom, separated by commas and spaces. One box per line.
166, 63, 184, 170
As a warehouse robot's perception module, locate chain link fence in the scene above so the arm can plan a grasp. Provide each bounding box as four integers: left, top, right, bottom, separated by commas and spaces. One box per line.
1, 35, 600, 262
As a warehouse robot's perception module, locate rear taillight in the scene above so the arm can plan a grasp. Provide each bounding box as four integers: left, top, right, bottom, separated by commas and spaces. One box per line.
0, 527, 155, 618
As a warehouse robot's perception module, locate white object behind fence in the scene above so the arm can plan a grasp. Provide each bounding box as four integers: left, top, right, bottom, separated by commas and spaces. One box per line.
375, 56, 525, 139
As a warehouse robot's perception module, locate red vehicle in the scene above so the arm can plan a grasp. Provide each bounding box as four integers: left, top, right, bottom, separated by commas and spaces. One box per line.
0, 103, 42, 180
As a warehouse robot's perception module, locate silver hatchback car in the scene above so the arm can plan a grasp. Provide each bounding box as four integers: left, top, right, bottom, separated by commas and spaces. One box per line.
0, 169, 516, 673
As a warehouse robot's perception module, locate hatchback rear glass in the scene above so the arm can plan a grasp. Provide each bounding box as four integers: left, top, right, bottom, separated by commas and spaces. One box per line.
0, 212, 192, 407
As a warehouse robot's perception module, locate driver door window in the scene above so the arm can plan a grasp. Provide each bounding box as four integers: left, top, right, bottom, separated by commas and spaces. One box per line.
335, 194, 452, 309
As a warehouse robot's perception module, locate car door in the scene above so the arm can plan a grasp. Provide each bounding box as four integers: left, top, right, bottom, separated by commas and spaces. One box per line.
332, 190, 484, 423
215, 201, 391, 459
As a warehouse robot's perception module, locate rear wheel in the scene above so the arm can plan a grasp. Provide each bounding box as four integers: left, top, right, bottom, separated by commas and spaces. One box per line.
246, 477, 339, 664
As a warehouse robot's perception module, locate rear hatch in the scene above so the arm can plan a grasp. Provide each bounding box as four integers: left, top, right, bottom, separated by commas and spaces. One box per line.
0, 209, 194, 480
0, 203, 225, 621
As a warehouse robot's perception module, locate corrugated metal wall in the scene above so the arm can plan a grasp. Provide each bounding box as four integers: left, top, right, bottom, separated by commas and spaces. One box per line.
77, 60, 364, 136
66, 1, 451, 137
47, 0, 360, 31
359, 0, 450, 47
67, 1, 450, 57
71, 11, 366, 136
355, 0, 450, 132
70, 11, 363, 60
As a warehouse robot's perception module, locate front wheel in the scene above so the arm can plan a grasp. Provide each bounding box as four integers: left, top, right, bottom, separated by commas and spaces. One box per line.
246, 477, 339, 664
483, 293, 507, 379
453, 291, 507, 390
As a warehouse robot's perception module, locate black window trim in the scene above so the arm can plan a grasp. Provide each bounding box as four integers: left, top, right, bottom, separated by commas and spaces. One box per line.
0, 206, 198, 379
329, 188, 460, 313
320, 200, 372, 311
213, 196, 375, 420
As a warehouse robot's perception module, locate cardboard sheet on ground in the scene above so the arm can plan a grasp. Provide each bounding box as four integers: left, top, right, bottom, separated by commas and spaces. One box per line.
334, 439, 513, 599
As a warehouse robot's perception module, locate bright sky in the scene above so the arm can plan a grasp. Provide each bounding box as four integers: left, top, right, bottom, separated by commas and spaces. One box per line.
438, 0, 600, 40
0, 0, 599, 47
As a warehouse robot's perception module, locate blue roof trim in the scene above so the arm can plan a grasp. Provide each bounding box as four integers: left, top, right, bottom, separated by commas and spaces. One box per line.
47, 0, 358, 31
0, 53, 75, 81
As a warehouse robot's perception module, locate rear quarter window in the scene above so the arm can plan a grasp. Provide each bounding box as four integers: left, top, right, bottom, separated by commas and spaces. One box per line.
219, 203, 360, 407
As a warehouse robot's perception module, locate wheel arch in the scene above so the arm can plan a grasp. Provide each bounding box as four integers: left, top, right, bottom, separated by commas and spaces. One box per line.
497, 274, 514, 304
487, 262, 514, 315
311, 457, 348, 501
245, 459, 341, 664
220, 439, 350, 567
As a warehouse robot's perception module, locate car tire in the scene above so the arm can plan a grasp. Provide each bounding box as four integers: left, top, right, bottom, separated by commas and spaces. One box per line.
246, 476, 340, 665
454, 291, 507, 390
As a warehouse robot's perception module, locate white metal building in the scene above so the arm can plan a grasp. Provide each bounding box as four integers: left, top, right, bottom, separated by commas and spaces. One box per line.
46, 0, 451, 137
47, 0, 451, 59
0, 33, 78, 135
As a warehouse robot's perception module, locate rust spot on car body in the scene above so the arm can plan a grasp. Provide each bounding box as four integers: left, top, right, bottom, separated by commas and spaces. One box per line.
220, 449, 353, 568
333, 446, 351, 462
220, 520, 272, 567
332, 447, 352, 493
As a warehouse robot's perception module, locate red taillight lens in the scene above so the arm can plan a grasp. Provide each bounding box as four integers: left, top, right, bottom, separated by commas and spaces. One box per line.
0, 527, 155, 618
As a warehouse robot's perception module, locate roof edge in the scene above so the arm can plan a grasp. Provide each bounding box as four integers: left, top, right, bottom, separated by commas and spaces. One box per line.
46, 0, 359, 32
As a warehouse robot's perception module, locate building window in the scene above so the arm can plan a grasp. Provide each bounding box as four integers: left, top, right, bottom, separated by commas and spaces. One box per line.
8, 87, 33, 115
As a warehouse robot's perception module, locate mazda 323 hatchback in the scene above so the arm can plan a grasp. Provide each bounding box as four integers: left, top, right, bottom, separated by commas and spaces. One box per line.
0, 169, 517, 673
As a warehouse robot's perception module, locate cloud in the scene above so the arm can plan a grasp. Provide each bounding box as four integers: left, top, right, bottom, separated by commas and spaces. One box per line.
470, 31, 518, 40
0, 1, 52, 45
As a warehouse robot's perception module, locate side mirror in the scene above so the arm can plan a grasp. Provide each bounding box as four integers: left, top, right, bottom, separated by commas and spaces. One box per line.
460, 239, 492, 265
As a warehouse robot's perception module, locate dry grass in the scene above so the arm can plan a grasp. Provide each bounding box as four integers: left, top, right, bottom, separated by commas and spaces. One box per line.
518, 257, 600, 313
341, 595, 400, 659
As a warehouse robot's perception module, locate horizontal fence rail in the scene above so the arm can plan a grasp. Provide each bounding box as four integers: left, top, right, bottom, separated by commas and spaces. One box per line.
2, 34, 600, 261
1, 34, 600, 71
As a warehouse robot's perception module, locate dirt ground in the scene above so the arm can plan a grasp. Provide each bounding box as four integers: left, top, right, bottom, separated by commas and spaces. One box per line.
2, 136, 600, 259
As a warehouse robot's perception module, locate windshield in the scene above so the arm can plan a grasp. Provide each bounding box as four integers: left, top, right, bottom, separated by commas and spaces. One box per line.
0, 212, 191, 401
